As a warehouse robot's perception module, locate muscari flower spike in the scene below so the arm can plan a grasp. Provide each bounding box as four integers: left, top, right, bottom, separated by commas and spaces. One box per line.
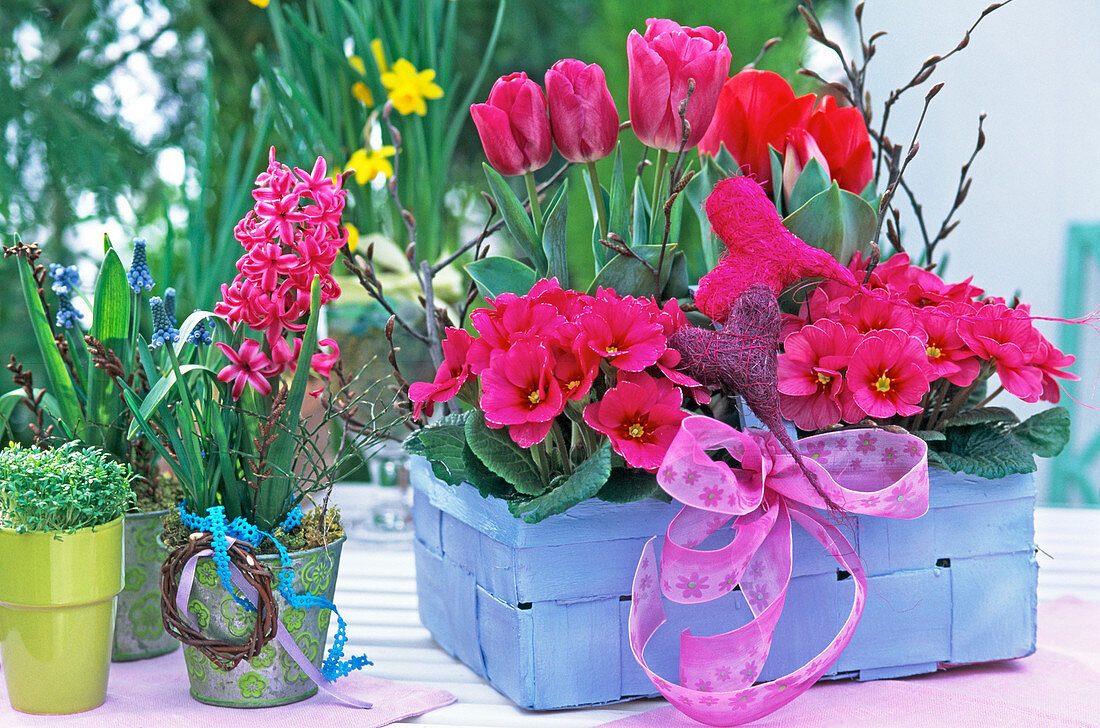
127, 237, 155, 292
48, 263, 81, 296
149, 296, 180, 348
186, 317, 214, 346
54, 292, 84, 329
164, 287, 177, 328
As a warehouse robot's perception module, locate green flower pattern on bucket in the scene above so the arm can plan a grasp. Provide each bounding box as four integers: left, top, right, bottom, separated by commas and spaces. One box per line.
113, 511, 177, 661
128, 592, 163, 640
237, 672, 268, 699
250, 643, 276, 669
185, 646, 209, 682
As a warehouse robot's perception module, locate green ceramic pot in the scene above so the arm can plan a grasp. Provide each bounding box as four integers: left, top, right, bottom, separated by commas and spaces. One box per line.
0, 517, 124, 714
112, 509, 178, 661
181, 538, 345, 708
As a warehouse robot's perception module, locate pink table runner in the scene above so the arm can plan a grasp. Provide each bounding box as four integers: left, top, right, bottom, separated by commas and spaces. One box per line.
599, 596, 1100, 728
0, 648, 454, 727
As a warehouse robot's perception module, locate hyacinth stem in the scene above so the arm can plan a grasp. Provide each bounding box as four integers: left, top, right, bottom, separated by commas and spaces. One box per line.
650, 149, 669, 225
524, 172, 544, 238
586, 161, 609, 240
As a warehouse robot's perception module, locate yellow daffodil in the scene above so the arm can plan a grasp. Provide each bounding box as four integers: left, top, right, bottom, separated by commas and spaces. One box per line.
381, 59, 443, 116
345, 146, 396, 184
345, 223, 360, 253
348, 55, 374, 106
248, 0, 270, 7
370, 39, 388, 75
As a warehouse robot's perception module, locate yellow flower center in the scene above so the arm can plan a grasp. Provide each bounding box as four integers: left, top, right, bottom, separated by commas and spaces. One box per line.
816, 372, 832, 385
628, 422, 646, 439
874, 374, 893, 392
926, 344, 942, 360
527, 391, 541, 405
566, 379, 580, 391
605, 345, 619, 353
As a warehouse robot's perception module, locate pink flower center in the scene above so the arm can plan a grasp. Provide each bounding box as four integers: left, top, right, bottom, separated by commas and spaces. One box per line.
874, 374, 893, 392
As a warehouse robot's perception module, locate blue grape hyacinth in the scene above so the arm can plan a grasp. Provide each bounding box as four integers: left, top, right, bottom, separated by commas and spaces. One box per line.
185, 317, 214, 346
127, 237, 155, 292
149, 296, 179, 348
48, 263, 80, 296
164, 287, 177, 328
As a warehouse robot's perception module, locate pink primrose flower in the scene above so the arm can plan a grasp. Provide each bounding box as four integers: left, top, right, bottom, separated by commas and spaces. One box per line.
479, 340, 564, 433
957, 303, 1044, 401
846, 329, 930, 418
914, 307, 981, 387
579, 295, 666, 371
1031, 336, 1078, 403
777, 319, 859, 430
467, 293, 566, 373
408, 327, 475, 419
583, 371, 687, 471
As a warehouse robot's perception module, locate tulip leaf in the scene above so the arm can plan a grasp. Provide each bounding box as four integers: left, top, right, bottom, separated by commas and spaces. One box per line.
685, 161, 726, 276
465, 256, 538, 299
483, 163, 547, 272
508, 441, 612, 523
632, 176, 649, 249
588, 244, 671, 298
783, 182, 878, 266
607, 144, 631, 252
465, 410, 547, 496
541, 178, 570, 288
769, 145, 784, 209
787, 158, 832, 213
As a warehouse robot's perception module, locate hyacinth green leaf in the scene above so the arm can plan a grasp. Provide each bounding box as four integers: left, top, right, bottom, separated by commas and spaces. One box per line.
1012, 406, 1071, 458
483, 164, 546, 272
786, 158, 831, 213
783, 182, 878, 266
85, 246, 131, 452
14, 255, 83, 433
934, 424, 1036, 479
632, 176, 650, 249
588, 244, 672, 298
596, 467, 663, 503
125, 364, 219, 439
259, 278, 323, 531
541, 179, 570, 288
508, 441, 612, 523
465, 411, 546, 496
174, 310, 233, 356
465, 257, 538, 299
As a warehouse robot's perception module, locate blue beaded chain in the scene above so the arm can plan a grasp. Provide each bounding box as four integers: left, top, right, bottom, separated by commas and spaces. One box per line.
177, 502, 371, 680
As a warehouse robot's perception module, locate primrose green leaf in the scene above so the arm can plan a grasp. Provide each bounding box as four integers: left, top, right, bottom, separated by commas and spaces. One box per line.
933, 423, 1036, 479
508, 441, 612, 523
1012, 406, 1071, 458
465, 410, 546, 496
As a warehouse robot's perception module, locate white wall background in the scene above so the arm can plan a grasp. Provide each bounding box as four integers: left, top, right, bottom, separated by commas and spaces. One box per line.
850, 0, 1100, 501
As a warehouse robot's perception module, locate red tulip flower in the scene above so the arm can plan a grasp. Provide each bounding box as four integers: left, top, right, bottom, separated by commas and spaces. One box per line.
544, 59, 619, 163
699, 70, 815, 191
700, 69, 873, 195
806, 95, 874, 195
470, 72, 553, 176
627, 18, 732, 152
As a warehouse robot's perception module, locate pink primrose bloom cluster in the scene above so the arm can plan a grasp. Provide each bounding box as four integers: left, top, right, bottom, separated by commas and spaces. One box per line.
409, 278, 705, 472
214, 148, 346, 399
777, 252, 1078, 429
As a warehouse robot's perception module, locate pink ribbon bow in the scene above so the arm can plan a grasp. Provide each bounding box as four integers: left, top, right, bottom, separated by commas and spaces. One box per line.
628, 416, 929, 726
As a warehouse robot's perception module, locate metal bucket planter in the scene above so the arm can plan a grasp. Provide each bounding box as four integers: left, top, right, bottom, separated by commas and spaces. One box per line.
112, 509, 178, 661
0, 517, 124, 714
180, 538, 345, 708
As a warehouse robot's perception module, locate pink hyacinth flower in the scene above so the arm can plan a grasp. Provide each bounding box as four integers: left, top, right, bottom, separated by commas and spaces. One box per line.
216, 339, 274, 399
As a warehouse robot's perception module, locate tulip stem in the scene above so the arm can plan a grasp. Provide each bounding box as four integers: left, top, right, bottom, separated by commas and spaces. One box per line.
650, 149, 669, 234
524, 172, 544, 238
586, 161, 609, 240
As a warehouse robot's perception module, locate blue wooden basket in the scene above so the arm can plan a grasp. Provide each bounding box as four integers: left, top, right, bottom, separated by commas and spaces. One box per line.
411, 457, 1036, 710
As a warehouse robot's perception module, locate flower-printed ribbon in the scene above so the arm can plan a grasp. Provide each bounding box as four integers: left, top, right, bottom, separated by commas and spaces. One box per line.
628, 416, 929, 726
